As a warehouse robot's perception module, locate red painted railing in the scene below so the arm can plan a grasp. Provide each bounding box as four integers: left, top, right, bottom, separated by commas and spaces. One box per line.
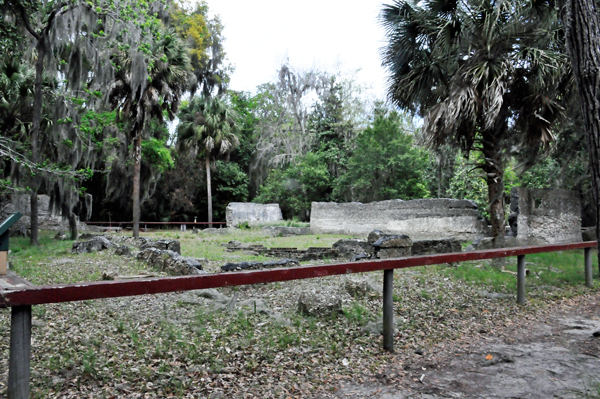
1, 240, 597, 398
85, 221, 227, 227
1, 241, 595, 307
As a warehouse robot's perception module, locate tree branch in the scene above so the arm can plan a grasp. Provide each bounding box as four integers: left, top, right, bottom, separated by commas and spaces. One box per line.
16, 3, 40, 40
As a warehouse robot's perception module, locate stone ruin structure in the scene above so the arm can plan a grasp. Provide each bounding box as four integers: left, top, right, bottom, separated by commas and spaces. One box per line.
225, 202, 283, 227
310, 199, 487, 240
221, 232, 463, 272
509, 187, 582, 245
0, 194, 90, 234
71, 234, 204, 276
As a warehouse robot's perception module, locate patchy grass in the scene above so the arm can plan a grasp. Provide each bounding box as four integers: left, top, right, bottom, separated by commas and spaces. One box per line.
136, 229, 354, 271
436, 250, 598, 299
8, 231, 153, 284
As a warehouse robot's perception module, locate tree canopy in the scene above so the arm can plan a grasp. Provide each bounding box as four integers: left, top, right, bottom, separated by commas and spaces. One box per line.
380, 0, 570, 246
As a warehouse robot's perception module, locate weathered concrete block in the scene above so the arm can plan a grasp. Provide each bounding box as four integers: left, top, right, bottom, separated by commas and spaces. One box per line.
297, 291, 343, 317
367, 230, 386, 244
377, 247, 411, 259
310, 199, 487, 240
511, 187, 582, 245
372, 235, 412, 248
72, 236, 114, 254
226, 203, 283, 227
136, 248, 203, 275
371, 234, 412, 259
221, 258, 300, 272
140, 239, 181, 254
411, 238, 462, 255
261, 226, 311, 237
332, 239, 374, 259
114, 245, 131, 256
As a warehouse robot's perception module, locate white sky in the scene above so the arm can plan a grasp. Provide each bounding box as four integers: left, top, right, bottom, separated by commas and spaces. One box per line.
207, 0, 389, 99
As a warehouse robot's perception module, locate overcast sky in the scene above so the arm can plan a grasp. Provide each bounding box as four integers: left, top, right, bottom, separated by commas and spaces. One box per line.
207, 0, 389, 99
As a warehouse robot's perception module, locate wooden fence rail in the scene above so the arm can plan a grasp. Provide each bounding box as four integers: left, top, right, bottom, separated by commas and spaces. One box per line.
1, 241, 597, 398
85, 221, 226, 226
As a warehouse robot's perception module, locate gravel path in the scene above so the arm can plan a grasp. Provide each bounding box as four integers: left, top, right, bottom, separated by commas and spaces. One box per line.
335, 293, 600, 398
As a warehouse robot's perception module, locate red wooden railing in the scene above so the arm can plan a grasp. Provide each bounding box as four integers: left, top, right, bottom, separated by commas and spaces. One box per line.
0, 241, 597, 398
0, 242, 596, 307
85, 221, 227, 230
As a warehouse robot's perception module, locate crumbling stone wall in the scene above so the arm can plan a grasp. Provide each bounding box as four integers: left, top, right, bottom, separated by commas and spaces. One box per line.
509, 187, 582, 245
1, 194, 90, 232
225, 203, 283, 227
310, 199, 487, 240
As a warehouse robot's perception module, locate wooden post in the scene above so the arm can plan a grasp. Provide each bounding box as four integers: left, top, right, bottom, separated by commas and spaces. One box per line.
0, 251, 7, 275
517, 255, 526, 305
585, 247, 593, 288
383, 269, 394, 352
8, 305, 32, 399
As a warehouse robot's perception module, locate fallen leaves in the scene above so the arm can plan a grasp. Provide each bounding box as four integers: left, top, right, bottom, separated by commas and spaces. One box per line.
0, 232, 565, 398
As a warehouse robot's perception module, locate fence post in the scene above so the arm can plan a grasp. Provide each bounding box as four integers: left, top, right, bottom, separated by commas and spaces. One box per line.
517, 255, 526, 305
383, 269, 394, 352
585, 247, 593, 288
8, 305, 32, 399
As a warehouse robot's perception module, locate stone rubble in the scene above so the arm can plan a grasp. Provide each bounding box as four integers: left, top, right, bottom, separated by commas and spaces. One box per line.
71, 236, 115, 254
297, 291, 343, 317
136, 248, 204, 275
221, 258, 300, 272
343, 277, 382, 298
70, 234, 203, 275
261, 226, 311, 237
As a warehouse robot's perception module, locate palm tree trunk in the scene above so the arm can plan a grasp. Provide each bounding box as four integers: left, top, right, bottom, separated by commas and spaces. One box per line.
487, 173, 505, 247
132, 133, 142, 238
29, 42, 46, 246
560, 0, 600, 274
206, 155, 213, 225
482, 132, 506, 250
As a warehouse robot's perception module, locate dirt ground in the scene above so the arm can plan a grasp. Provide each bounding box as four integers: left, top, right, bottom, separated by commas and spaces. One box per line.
335, 293, 600, 398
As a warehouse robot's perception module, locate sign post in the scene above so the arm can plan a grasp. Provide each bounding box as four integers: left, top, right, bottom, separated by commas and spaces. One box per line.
0, 212, 22, 275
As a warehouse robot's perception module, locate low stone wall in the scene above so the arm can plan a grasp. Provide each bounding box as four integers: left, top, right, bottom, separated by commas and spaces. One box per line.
225, 203, 283, 227
510, 188, 582, 245
310, 199, 487, 240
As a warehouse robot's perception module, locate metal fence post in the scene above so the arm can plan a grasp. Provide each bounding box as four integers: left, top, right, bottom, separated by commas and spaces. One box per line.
383, 269, 394, 352
8, 305, 32, 399
517, 255, 526, 305
585, 247, 593, 288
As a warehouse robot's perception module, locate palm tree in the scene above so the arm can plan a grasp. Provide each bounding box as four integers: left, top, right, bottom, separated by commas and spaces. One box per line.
177, 95, 240, 224
108, 28, 191, 237
381, 0, 569, 247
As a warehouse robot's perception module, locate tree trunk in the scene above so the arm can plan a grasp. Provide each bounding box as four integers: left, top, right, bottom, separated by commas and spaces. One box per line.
437, 158, 442, 198
560, 0, 600, 273
29, 41, 46, 246
132, 134, 142, 238
481, 132, 506, 250
487, 172, 505, 248
68, 212, 77, 240
30, 193, 38, 245
206, 155, 213, 225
